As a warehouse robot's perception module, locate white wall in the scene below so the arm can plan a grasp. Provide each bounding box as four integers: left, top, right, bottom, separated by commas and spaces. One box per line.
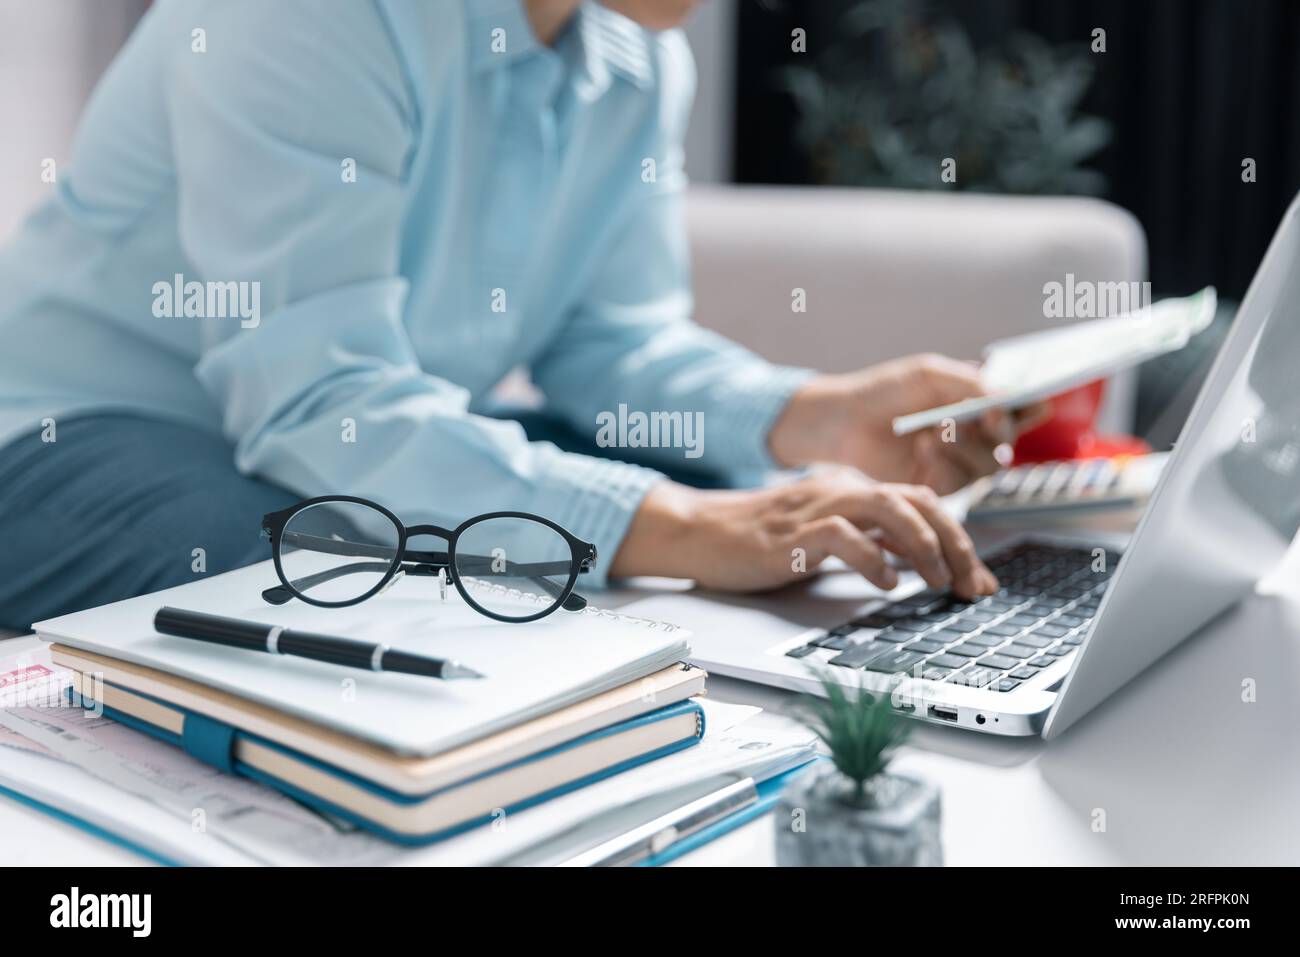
0, 0, 146, 239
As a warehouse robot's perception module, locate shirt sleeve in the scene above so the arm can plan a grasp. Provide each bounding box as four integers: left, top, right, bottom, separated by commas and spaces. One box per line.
170, 0, 659, 587
530, 32, 814, 477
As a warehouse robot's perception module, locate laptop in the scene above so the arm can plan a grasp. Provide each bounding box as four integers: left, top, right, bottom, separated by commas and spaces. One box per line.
629, 193, 1300, 738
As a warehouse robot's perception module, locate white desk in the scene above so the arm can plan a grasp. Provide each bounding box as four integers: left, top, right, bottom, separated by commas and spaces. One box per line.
5, 535, 1300, 866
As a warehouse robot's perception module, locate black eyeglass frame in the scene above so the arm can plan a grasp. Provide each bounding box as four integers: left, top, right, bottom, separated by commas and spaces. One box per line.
260, 495, 597, 624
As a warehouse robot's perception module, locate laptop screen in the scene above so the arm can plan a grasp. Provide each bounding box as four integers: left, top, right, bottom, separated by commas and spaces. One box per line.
1046, 194, 1300, 737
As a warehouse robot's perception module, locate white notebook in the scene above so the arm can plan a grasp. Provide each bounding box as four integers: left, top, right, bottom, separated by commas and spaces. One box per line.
34, 559, 690, 757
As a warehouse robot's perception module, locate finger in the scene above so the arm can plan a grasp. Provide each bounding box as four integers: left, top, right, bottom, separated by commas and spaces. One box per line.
979, 409, 1016, 446
946, 428, 1003, 482
912, 429, 970, 496
898, 486, 996, 598
846, 488, 953, 591
807, 515, 898, 591
916, 426, 997, 493
910, 354, 988, 405
1012, 400, 1053, 433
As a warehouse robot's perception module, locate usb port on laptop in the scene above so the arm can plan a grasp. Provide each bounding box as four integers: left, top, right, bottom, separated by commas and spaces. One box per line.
928, 706, 958, 722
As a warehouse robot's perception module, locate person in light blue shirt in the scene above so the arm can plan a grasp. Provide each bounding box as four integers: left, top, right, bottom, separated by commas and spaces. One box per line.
0, 0, 1041, 630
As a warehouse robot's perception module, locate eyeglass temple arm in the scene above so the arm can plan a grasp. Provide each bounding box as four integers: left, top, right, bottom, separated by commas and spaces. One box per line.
263, 534, 588, 609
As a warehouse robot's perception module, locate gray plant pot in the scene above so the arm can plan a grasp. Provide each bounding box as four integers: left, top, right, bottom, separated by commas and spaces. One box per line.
774, 762, 943, 867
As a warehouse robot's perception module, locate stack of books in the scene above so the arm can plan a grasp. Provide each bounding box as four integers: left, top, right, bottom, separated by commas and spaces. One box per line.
33, 560, 709, 845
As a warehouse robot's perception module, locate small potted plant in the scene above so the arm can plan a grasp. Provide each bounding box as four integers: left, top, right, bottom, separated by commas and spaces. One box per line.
775, 671, 942, 867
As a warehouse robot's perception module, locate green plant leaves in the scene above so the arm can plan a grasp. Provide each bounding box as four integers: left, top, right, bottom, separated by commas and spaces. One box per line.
798, 668, 910, 800
779, 0, 1112, 195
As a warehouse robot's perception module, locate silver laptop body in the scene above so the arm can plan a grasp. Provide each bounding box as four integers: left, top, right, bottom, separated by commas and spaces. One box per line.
639, 192, 1300, 738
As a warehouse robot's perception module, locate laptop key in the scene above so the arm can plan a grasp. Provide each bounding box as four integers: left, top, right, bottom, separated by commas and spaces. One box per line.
1000, 644, 1036, 659
945, 619, 982, 633
905, 638, 945, 654
979, 653, 1019, 671
966, 632, 1004, 648
1027, 656, 1056, 667
925, 629, 966, 646
786, 643, 818, 659
1044, 645, 1073, 657
922, 666, 953, 681
851, 613, 894, 629
872, 627, 913, 644
993, 678, 1021, 693
1035, 624, 1070, 638
1062, 635, 1085, 646
918, 610, 955, 623
954, 666, 998, 688
878, 605, 916, 620
1014, 633, 1054, 648
814, 633, 856, 650
892, 619, 933, 632
899, 591, 948, 615
1009, 666, 1038, 680
947, 643, 986, 658
982, 624, 1023, 638
982, 598, 1019, 613
926, 653, 969, 669
1055, 614, 1087, 628
865, 650, 927, 674
828, 641, 894, 668
1006, 614, 1041, 627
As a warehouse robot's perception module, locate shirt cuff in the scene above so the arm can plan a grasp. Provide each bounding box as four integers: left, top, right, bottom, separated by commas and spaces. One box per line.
528, 448, 664, 589
703, 364, 816, 474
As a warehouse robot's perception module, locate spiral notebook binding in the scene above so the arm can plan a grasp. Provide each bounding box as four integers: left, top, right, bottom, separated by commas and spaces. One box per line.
459, 576, 681, 632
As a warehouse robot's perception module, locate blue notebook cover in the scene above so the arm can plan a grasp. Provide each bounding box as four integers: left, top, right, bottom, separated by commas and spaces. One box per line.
72, 681, 704, 847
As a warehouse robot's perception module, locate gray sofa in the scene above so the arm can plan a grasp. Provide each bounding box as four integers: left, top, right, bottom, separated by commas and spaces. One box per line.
685, 184, 1147, 432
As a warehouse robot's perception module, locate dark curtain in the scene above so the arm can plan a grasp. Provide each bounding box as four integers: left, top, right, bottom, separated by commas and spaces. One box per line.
733, 0, 1300, 300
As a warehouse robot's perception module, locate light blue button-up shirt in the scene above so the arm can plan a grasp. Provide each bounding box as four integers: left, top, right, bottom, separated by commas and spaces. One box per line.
0, 0, 809, 584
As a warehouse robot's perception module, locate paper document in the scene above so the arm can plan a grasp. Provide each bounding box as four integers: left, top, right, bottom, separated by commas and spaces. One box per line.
892, 287, 1217, 436
2, 643, 798, 866
0, 646, 402, 865
406, 708, 816, 866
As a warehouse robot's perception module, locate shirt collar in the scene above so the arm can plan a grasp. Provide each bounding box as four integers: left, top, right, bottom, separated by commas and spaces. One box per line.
467, 0, 542, 72
468, 1, 653, 93
572, 2, 654, 93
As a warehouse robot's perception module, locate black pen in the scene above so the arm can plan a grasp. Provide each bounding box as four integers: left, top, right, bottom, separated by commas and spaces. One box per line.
153, 607, 484, 680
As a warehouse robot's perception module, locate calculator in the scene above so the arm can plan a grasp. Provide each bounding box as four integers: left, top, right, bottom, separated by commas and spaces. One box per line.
966, 453, 1169, 522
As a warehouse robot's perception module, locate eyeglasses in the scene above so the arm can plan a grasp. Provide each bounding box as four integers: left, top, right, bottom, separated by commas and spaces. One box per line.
259, 496, 597, 623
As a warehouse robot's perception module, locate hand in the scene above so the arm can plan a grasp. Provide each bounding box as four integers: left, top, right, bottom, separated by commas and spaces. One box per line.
770, 353, 1051, 495
610, 471, 997, 598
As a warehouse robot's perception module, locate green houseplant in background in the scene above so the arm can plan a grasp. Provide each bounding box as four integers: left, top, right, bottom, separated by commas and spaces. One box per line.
782, 0, 1111, 194
775, 671, 942, 866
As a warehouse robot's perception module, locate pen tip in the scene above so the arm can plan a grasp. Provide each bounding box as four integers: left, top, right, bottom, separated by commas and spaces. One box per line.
445, 662, 485, 680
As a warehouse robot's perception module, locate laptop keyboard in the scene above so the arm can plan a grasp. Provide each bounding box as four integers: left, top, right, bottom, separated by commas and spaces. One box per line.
785, 542, 1120, 692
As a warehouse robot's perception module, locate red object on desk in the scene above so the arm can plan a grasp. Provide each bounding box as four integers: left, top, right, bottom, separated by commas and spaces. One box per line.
1012, 379, 1150, 464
